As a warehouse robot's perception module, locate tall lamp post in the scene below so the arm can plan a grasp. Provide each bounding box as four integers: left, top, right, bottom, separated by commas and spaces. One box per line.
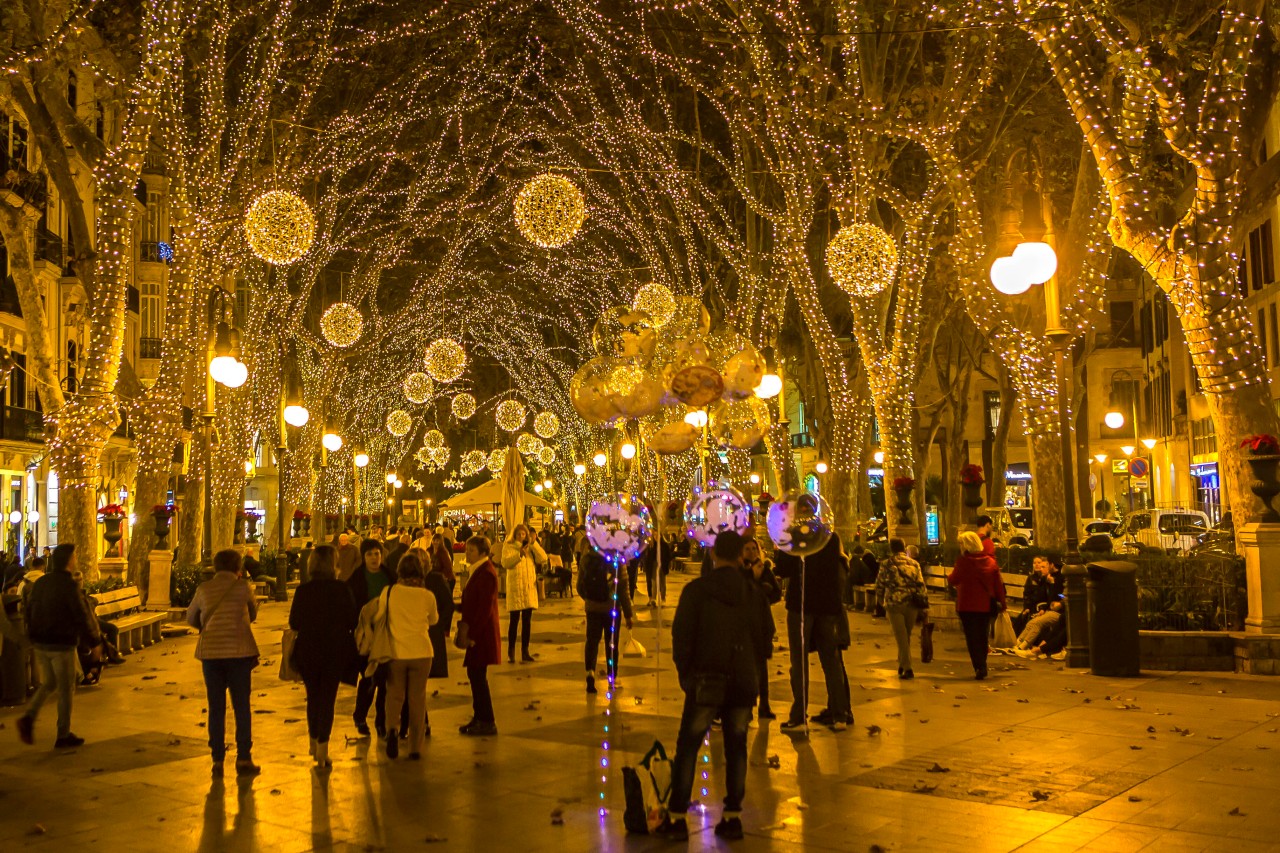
1093, 453, 1109, 517
277, 355, 309, 602
205, 288, 247, 560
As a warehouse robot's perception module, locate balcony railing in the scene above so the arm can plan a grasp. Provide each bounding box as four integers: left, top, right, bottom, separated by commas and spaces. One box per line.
0, 406, 45, 443
35, 228, 63, 267
791, 432, 815, 449
140, 337, 162, 359
139, 241, 162, 263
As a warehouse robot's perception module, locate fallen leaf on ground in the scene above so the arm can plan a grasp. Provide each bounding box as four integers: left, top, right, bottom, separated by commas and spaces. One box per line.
1030, 790, 1051, 801
926, 763, 950, 773
865, 725, 882, 736
911, 783, 938, 794
1229, 807, 1245, 816
1128, 796, 1143, 802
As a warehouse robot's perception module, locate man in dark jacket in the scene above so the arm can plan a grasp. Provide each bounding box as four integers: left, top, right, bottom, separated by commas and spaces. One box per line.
1014, 556, 1064, 632
656, 531, 770, 842
577, 550, 634, 694
17, 544, 97, 748
773, 533, 853, 732
348, 538, 396, 737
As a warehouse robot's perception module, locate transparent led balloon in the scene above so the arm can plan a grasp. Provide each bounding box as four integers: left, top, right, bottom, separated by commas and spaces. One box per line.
766, 489, 834, 556
684, 483, 753, 547
586, 492, 654, 563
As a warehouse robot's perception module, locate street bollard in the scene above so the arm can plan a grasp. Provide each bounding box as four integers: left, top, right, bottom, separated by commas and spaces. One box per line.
1064, 563, 1089, 668
274, 552, 289, 602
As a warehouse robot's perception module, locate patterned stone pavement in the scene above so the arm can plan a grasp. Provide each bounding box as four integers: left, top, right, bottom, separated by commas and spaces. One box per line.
2, 569, 1279, 852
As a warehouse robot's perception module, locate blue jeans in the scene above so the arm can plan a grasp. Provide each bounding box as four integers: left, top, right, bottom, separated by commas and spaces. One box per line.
27, 646, 77, 738
667, 698, 751, 815
202, 657, 256, 761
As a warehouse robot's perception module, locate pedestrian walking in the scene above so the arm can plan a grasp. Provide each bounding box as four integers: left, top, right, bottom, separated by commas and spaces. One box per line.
740, 534, 782, 719
429, 533, 457, 591
348, 538, 396, 737
577, 549, 633, 694
949, 531, 1007, 680
500, 524, 544, 664
382, 553, 439, 760
187, 549, 260, 776
456, 535, 500, 736
876, 538, 927, 679
656, 531, 771, 842
774, 533, 853, 732
420, 546, 455, 686
288, 545, 358, 768
16, 543, 97, 749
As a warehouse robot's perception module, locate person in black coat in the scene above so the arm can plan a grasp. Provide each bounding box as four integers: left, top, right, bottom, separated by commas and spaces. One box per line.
418, 547, 455, 679
741, 534, 782, 719
773, 533, 853, 731
289, 545, 358, 767
1014, 556, 1065, 632
657, 531, 770, 843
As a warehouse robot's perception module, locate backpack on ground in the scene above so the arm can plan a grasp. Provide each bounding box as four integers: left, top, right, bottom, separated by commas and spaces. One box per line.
622, 740, 672, 834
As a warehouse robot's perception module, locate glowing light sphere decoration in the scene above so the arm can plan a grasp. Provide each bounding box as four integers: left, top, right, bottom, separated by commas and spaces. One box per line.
451, 392, 476, 420
486, 448, 506, 475
244, 190, 315, 265
586, 492, 654, 563
533, 411, 560, 439
496, 399, 526, 432
766, 489, 835, 556
538, 446, 556, 466
683, 484, 752, 547
825, 222, 898, 298
632, 283, 676, 328
429, 446, 450, 469
320, 302, 363, 348
424, 429, 445, 449
386, 409, 412, 438
514, 173, 587, 248
516, 432, 543, 456
403, 372, 434, 404
424, 338, 467, 383
461, 449, 487, 476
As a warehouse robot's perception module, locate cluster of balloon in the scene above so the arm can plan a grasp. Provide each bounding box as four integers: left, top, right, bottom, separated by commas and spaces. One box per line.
586, 493, 654, 563
569, 293, 770, 453
766, 489, 834, 556
710, 396, 770, 450
684, 483, 753, 547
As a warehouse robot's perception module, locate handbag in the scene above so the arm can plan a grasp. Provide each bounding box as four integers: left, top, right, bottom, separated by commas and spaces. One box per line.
366, 588, 394, 665
279, 629, 302, 682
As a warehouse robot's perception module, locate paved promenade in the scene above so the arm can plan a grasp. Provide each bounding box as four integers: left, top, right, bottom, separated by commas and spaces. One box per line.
2, 571, 1279, 851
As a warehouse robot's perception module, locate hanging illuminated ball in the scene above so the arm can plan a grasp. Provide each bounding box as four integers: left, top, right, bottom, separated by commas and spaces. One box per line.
632, 283, 676, 328
533, 411, 560, 439
244, 189, 315, 265
538, 446, 556, 466
495, 399, 526, 432
403, 372, 434, 404
684, 484, 753, 548
429, 445, 450, 469
461, 449, 487, 476
514, 172, 587, 248
424, 429, 445, 449
586, 492, 654, 562
710, 396, 770, 449
826, 222, 898, 298
320, 302, 363, 348
451, 392, 476, 420
424, 338, 467, 383
486, 448, 506, 475
386, 409, 412, 438
766, 489, 835, 556
516, 432, 543, 456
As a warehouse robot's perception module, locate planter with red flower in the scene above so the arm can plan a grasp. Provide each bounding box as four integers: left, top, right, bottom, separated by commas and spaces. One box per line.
243, 510, 263, 542
292, 509, 311, 539
98, 504, 127, 556
892, 476, 916, 525
152, 504, 175, 550
959, 464, 986, 522
1241, 434, 1280, 523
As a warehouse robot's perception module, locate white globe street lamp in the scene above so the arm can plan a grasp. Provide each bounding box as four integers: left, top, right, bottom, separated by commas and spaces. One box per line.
753, 373, 783, 399
1104, 411, 1126, 430
1012, 241, 1058, 285
990, 255, 1033, 295
322, 432, 343, 452
282, 404, 309, 427
354, 452, 370, 468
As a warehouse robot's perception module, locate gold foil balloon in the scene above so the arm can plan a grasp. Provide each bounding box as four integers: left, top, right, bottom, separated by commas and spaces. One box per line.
710, 397, 769, 449
713, 333, 766, 402
641, 405, 699, 455
591, 306, 657, 364
665, 336, 724, 407
609, 364, 663, 419
570, 356, 622, 425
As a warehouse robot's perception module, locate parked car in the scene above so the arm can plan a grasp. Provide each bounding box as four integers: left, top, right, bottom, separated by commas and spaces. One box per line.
1114, 509, 1211, 555
1188, 513, 1236, 558
982, 506, 1033, 546
1081, 518, 1120, 538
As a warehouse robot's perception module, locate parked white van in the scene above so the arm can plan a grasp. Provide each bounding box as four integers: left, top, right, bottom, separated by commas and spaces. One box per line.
1114, 509, 1210, 555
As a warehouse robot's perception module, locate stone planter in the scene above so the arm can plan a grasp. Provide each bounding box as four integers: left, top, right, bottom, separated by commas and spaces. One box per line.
1247, 453, 1280, 523
894, 486, 914, 526
102, 514, 124, 557
961, 481, 984, 523
292, 518, 303, 539
246, 515, 260, 542
233, 517, 245, 545
301, 516, 311, 537
152, 511, 172, 550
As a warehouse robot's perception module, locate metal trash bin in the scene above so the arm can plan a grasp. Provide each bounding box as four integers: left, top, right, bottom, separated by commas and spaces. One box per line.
1086, 560, 1141, 677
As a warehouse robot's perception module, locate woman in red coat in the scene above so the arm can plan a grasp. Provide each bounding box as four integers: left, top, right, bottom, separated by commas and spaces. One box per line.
457, 535, 500, 736
948, 531, 1007, 680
